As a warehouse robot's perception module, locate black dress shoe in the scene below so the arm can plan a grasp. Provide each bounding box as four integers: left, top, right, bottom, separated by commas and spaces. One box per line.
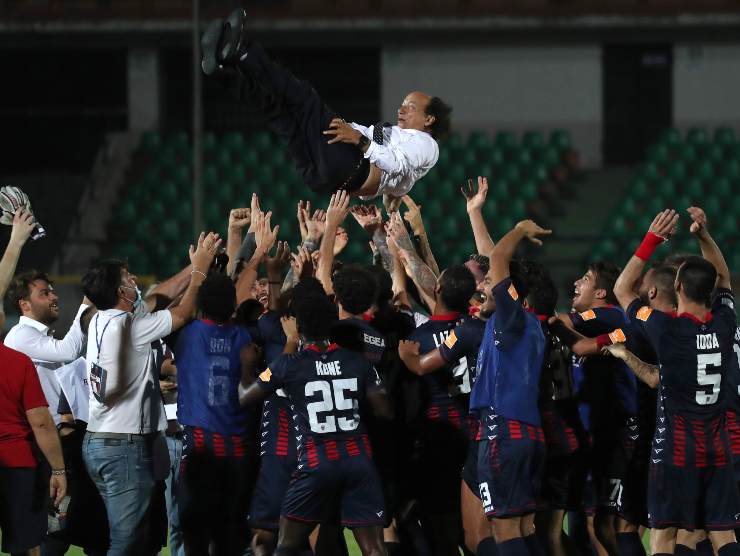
201, 18, 225, 76
219, 8, 249, 65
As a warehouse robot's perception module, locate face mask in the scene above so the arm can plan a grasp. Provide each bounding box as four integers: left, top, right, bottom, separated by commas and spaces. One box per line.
121, 285, 142, 307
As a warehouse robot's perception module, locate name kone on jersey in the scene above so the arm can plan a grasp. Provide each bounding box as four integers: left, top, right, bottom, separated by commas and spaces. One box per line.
316, 360, 343, 376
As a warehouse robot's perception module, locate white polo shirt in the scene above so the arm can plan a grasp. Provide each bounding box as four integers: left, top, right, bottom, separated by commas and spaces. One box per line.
86, 304, 172, 434
4, 304, 88, 424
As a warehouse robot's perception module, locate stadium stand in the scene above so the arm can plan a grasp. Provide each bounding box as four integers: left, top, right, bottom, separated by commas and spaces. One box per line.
591, 127, 740, 271
106, 129, 579, 277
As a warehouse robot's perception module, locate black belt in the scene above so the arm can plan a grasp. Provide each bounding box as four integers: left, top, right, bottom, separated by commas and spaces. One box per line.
88, 431, 157, 441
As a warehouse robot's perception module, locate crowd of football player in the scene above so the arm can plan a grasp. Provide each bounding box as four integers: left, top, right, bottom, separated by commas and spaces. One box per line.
4, 175, 740, 556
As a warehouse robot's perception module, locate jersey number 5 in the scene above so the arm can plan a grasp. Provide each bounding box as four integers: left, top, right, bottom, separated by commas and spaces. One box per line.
306, 378, 360, 434
696, 352, 722, 406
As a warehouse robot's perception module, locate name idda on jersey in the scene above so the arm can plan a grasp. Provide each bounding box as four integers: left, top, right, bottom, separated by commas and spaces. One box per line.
696, 333, 719, 350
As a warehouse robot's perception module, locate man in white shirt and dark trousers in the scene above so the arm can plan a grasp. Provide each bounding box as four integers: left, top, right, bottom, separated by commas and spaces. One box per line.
202, 8, 451, 210
80, 232, 221, 556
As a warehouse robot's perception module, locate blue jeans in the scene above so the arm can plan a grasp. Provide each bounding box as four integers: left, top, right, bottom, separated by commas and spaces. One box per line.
82, 433, 157, 556
165, 435, 185, 556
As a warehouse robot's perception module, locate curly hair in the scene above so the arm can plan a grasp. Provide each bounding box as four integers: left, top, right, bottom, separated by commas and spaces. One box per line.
520, 260, 557, 317
438, 265, 476, 313
332, 264, 378, 315
6, 270, 53, 313
82, 259, 127, 310
197, 273, 236, 323
587, 261, 622, 306
426, 96, 453, 139
294, 292, 338, 342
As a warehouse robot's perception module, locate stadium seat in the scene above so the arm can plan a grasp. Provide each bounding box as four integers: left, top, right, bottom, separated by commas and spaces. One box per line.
641, 162, 660, 181
666, 162, 686, 182
694, 160, 714, 181
687, 128, 709, 146
714, 177, 732, 198
495, 131, 517, 151
549, 129, 571, 150
467, 130, 491, 151
684, 178, 704, 200
649, 143, 670, 165
659, 128, 681, 146
522, 131, 545, 151
223, 132, 246, 152
170, 132, 189, 152
630, 178, 648, 199
674, 143, 697, 163
139, 131, 161, 153
656, 177, 676, 198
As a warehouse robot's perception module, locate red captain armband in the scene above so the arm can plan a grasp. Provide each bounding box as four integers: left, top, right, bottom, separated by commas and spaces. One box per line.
596, 334, 613, 349
596, 328, 626, 349
634, 232, 666, 261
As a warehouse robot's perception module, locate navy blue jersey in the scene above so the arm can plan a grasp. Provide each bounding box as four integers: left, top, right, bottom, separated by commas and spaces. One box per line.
726, 327, 740, 464
256, 344, 382, 463
627, 290, 736, 422
471, 278, 547, 426
258, 311, 288, 368
330, 317, 386, 366
175, 320, 253, 436
569, 306, 637, 427
438, 316, 487, 392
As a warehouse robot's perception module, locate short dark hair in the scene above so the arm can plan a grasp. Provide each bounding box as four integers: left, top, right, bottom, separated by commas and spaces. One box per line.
651, 265, 678, 307
82, 259, 127, 310
332, 264, 378, 315
521, 260, 557, 317
426, 96, 452, 139
588, 261, 621, 305
509, 260, 530, 303
294, 291, 338, 342
676, 256, 716, 307
197, 273, 236, 323
468, 254, 490, 275
438, 265, 476, 313
661, 252, 692, 272
6, 270, 52, 312
234, 299, 264, 327
367, 265, 393, 308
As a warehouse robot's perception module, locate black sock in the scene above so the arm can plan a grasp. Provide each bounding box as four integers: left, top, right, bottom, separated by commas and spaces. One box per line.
675, 545, 697, 556
719, 543, 740, 556
616, 532, 647, 556
523, 534, 545, 556
697, 539, 714, 556
385, 541, 402, 556
477, 537, 499, 556
497, 537, 529, 556
654, 553, 673, 556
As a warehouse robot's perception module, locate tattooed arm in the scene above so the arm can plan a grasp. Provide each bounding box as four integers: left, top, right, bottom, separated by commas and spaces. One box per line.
350, 204, 393, 273
603, 343, 659, 389
281, 207, 325, 293
402, 195, 439, 277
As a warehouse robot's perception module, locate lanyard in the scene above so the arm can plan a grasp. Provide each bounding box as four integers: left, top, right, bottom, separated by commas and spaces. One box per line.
94, 312, 127, 364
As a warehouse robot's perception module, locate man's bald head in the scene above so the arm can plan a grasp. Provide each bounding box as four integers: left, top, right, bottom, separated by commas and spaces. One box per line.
397, 91, 452, 138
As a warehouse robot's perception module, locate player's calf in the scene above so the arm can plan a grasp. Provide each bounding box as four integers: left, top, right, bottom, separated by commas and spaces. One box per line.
352, 526, 388, 556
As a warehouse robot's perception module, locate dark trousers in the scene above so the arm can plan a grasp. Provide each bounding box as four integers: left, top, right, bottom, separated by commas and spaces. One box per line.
178, 432, 253, 556
236, 43, 368, 193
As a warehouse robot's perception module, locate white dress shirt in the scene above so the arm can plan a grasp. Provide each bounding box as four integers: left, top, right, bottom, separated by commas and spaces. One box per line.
350, 123, 439, 198
86, 305, 172, 434
4, 304, 89, 424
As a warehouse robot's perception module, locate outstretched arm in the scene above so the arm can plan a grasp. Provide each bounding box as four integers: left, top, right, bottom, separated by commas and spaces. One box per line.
398, 340, 447, 376
603, 343, 659, 389
461, 177, 495, 257
402, 195, 440, 277
614, 209, 678, 311
350, 204, 392, 272
0, 210, 35, 300
318, 191, 351, 296
687, 206, 731, 291
489, 220, 551, 286
226, 207, 251, 277
235, 212, 279, 305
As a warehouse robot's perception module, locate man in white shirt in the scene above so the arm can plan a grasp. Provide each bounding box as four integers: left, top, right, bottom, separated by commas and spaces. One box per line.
80, 232, 220, 556
4, 271, 89, 425
201, 9, 451, 210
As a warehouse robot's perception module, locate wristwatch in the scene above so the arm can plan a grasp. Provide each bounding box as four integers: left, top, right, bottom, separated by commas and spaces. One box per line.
357, 135, 370, 149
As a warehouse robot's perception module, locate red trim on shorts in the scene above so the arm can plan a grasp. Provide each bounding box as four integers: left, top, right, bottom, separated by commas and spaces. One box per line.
305, 437, 319, 468
346, 438, 360, 456
449, 408, 461, 429
231, 435, 245, 457
727, 412, 740, 456
276, 407, 290, 457
508, 420, 523, 439
692, 420, 708, 468
673, 415, 686, 467
361, 434, 373, 458
323, 439, 340, 461
194, 427, 205, 452
212, 432, 226, 457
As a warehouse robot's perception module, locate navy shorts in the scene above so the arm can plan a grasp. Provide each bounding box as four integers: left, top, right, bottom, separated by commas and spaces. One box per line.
539, 451, 588, 511
249, 455, 297, 530
648, 414, 740, 530
282, 454, 385, 528
0, 466, 48, 554
477, 413, 545, 519
590, 418, 636, 514
417, 416, 468, 514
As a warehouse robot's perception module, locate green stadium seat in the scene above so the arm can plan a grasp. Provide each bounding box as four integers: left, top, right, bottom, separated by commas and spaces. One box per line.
170, 132, 189, 152
488, 147, 505, 167
723, 160, 740, 181
496, 217, 516, 237
216, 150, 231, 169
687, 128, 709, 145
611, 215, 627, 236
476, 164, 494, 182
718, 218, 738, 235
519, 180, 538, 201
467, 130, 491, 151
173, 166, 191, 189
445, 164, 466, 185
158, 146, 178, 170
674, 143, 697, 163
159, 181, 178, 205
515, 149, 532, 167
203, 166, 219, 190
630, 178, 649, 199
228, 164, 247, 185
659, 128, 681, 146
139, 131, 161, 153
251, 165, 275, 185
491, 179, 510, 200
522, 131, 545, 151
223, 132, 246, 152
252, 131, 273, 151
118, 201, 138, 226
508, 199, 527, 220
422, 199, 444, 221
446, 133, 465, 152
215, 182, 233, 206
160, 220, 181, 243
714, 177, 732, 198
528, 163, 549, 182
462, 149, 479, 168
437, 148, 451, 167
641, 162, 660, 181
549, 129, 571, 150
694, 160, 714, 181
203, 132, 217, 153
666, 161, 686, 182
704, 196, 721, 218
499, 164, 520, 183
620, 197, 637, 217
684, 178, 704, 199
648, 143, 670, 164
495, 131, 517, 151
707, 144, 725, 164
714, 127, 736, 145
655, 177, 676, 198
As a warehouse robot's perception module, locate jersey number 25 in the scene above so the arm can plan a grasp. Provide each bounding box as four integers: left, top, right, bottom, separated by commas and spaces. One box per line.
305, 378, 360, 434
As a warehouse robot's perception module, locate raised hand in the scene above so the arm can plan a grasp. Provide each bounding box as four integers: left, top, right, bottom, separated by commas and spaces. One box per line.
297, 200, 311, 242
514, 220, 552, 246
326, 190, 351, 228
383, 194, 403, 214
254, 212, 279, 256
401, 195, 423, 233
305, 209, 327, 241
9, 208, 36, 247
350, 204, 382, 234
228, 208, 251, 231
291, 245, 314, 280
334, 227, 349, 256
189, 231, 222, 271
603, 342, 628, 360
398, 339, 421, 359
387, 211, 414, 251
265, 241, 290, 276
461, 176, 489, 213
687, 206, 707, 235
247, 193, 263, 233
323, 118, 363, 145
648, 209, 679, 239
281, 316, 299, 342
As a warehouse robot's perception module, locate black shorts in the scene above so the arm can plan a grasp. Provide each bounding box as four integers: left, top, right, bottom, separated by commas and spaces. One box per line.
539, 450, 588, 511
416, 419, 468, 514
477, 414, 546, 519
249, 455, 296, 530
618, 450, 650, 526
590, 419, 636, 514
0, 466, 48, 553
282, 455, 385, 528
